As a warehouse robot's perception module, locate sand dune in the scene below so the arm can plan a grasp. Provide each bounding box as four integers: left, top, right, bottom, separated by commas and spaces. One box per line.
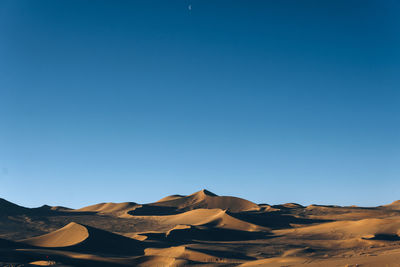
2, 193, 400, 266
158, 208, 268, 231
383, 200, 400, 210
150, 189, 260, 213
21, 222, 144, 255
128, 189, 260, 216
29, 260, 57, 266
22, 222, 89, 247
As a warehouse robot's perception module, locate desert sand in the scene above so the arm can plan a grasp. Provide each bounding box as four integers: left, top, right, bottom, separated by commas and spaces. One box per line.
1, 190, 400, 266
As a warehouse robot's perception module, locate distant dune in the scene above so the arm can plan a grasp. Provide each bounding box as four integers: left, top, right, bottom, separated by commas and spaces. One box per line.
383, 200, 400, 210
76, 201, 138, 215
1, 190, 400, 266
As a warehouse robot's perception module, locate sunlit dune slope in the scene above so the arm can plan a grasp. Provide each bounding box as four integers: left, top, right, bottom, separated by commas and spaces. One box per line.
21, 222, 89, 247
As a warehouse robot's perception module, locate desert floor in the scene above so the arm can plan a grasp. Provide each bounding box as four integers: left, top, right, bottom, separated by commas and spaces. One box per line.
1, 189, 400, 266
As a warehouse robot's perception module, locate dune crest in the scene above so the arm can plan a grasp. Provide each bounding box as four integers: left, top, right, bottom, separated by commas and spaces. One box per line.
76, 201, 138, 214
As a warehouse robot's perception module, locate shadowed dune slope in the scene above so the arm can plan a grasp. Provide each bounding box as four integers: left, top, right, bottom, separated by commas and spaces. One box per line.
0, 199, 72, 217
274, 203, 304, 209
47, 205, 72, 212
150, 189, 260, 213
165, 224, 271, 241
0, 198, 30, 215
227, 210, 329, 229
0, 238, 29, 249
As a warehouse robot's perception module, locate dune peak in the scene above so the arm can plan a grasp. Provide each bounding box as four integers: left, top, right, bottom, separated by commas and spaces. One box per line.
199, 189, 218, 196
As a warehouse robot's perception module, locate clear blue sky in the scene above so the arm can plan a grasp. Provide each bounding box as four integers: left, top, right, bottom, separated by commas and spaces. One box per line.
1, 0, 399, 208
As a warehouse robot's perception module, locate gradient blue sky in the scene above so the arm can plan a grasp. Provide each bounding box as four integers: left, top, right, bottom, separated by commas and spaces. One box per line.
1, 0, 399, 208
